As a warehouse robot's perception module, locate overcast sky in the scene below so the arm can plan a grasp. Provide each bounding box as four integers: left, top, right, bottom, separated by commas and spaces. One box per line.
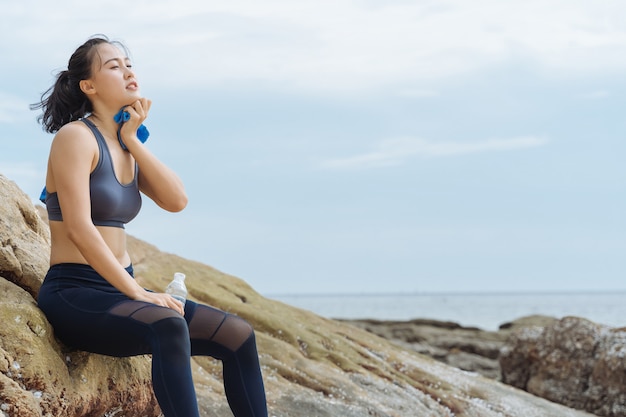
1, 0, 625, 295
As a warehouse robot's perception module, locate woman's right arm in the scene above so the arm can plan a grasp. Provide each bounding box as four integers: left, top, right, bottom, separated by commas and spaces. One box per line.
49, 123, 184, 314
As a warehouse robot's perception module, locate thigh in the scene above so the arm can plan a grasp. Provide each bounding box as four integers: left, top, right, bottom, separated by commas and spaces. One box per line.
102, 300, 188, 356
185, 301, 254, 355
43, 290, 179, 357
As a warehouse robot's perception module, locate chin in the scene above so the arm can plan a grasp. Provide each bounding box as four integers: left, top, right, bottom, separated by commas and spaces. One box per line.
125, 90, 142, 99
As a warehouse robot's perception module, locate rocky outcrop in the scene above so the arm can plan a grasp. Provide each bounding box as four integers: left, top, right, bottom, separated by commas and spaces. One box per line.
0, 175, 160, 417
343, 316, 626, 416
500, 317, 626, 417
0, 175, 50, 299
0, 172, 599, 416
341, 315, 558, 380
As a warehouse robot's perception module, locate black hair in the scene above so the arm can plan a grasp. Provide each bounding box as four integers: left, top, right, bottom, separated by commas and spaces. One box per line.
31, 35, 129, 133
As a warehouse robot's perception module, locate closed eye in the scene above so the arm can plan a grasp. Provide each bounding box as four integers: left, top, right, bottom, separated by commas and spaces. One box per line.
103, 57, 132, 70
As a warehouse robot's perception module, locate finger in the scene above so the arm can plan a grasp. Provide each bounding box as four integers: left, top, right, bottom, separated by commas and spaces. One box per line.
132, 100, 147, 118
129, 101, 140, 115
122, 105, 136, 120
167, 294, 184, 315
138, 98, 150, 117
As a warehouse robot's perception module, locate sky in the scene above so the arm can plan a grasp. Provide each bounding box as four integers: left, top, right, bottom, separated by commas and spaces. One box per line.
1, 0, 625, 295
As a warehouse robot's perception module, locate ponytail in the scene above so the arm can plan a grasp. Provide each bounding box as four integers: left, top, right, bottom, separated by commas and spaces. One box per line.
31, 69, 92, 133
31, 35, 120, 133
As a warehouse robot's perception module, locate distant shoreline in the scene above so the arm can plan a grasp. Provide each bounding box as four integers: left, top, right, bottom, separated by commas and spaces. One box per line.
267, 289, 626, 297
270, 292, 626, 331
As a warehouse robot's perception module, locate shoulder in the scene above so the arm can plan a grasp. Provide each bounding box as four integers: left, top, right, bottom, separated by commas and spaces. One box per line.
51, 121, 97, 149
50, 120, 98, 160
54, 120, 94, 139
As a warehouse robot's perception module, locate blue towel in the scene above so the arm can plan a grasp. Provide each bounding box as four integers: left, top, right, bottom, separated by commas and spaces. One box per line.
113, 108, 150, 151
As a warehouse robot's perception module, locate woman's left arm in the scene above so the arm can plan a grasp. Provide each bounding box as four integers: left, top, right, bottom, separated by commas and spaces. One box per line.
121, 99, 188, 212
135, 145, 188, 212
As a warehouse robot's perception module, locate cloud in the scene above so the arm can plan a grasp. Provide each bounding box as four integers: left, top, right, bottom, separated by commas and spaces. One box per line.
141, 0, 626, 91
3, 1, 626, 93
319, 136, 548, 170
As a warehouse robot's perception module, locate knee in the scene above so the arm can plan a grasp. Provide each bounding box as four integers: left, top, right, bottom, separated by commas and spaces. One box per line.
231, 315, 254, 334
153, 316, 191, 348
215, 314, 256, 352
226, 314, 255, 339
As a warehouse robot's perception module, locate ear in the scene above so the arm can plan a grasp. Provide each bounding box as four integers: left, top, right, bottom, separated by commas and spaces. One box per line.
79, 79, 96, 95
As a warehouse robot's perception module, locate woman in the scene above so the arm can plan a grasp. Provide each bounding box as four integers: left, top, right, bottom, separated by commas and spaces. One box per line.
34, 35, 268, 417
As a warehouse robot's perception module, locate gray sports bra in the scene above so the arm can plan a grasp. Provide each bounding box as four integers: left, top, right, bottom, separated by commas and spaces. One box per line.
45, 118, 142, 229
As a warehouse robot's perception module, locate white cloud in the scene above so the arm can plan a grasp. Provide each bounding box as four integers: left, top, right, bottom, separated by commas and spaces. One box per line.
319, 136, 548, 170
148, 0, 626, 91
3, 0, 626, 93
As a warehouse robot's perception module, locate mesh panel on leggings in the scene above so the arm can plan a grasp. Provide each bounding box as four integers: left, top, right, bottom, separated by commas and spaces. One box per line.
109, 301, 182, 324
188, 305, 253, 352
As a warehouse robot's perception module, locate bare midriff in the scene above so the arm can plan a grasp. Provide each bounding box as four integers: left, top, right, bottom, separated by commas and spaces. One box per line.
49, 221, 131, 267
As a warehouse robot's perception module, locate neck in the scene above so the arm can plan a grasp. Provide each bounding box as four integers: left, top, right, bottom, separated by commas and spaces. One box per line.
89, 110, 119, 136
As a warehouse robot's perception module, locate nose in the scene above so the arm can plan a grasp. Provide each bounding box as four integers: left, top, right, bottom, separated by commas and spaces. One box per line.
125, 66, 135, 79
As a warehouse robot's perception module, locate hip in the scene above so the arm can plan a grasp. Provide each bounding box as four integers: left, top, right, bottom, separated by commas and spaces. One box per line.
41, 262, 134, 290
38, 263, 134, 315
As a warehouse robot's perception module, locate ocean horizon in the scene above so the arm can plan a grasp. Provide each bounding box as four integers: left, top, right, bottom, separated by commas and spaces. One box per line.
269, 290, 626, 331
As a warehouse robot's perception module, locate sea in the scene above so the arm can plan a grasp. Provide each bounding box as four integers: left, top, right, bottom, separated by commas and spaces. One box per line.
270, 291, 626, 331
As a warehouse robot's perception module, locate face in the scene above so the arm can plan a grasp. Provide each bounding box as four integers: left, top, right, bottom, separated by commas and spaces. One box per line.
84, 42, 141, 108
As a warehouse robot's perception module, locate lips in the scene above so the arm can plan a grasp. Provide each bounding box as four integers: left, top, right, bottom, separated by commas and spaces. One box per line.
126, 81, 139, 90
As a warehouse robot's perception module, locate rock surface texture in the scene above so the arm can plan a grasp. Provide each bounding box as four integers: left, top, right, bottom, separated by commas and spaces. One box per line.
500, 317, 626, 417
341, 315, 559, 380
345, 316, 626, 417
0, 173, 603, 417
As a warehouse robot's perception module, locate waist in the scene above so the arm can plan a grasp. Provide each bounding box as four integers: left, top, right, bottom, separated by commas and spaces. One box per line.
49, 222, 130, 265
45, 263, 134, 287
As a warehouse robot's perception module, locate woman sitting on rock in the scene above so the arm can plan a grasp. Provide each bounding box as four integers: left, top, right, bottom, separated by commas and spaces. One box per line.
34, 35, 268, 417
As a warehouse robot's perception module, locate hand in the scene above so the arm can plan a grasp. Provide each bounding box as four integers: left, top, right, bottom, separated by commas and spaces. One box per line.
119, 98, 152, 147
135, 289, 185, 315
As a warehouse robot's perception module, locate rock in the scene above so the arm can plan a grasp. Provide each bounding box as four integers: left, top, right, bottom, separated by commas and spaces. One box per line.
500, 316, 626, 417
0, 172, 598, 417
340, 317, 558, 380
499, 315, 560, 331
0, 175, 50, 299
0, 174, 160, 417
343, 313, 626, 417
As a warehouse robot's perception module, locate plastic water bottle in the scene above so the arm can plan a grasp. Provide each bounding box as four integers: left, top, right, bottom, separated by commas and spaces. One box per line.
166, 272, 187, 305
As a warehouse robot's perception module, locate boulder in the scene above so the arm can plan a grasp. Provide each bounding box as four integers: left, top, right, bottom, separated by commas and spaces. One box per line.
0, 175, 50, 299
500, 316, 626, 417
0, 174, 160, 417
0, 173, 598, 416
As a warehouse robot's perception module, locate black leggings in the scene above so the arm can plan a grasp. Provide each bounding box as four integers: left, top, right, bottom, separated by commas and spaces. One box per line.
37, 263, 267, 417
